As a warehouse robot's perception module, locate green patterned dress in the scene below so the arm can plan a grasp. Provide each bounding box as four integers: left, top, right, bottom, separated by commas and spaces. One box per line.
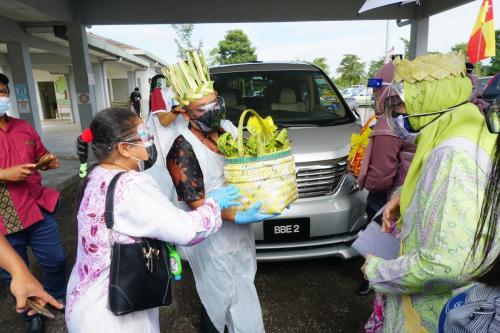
365, 138, 500, 332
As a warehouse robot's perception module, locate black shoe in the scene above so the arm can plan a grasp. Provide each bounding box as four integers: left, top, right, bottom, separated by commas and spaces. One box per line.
25, 316, 44, 333
356, 281, 372, 296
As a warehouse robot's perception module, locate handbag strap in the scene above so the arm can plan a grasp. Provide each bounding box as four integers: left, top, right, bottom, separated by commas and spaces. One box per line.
104, 171, 126, 230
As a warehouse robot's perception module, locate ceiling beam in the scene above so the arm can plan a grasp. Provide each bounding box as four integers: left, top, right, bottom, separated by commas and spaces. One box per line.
0, 17, 70, 56
0, 0, 74, 22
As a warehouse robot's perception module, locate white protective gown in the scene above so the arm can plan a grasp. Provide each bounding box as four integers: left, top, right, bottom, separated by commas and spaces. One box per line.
177, 123, 265, 333
65, 167, 222, 333
145, 87, 188, 198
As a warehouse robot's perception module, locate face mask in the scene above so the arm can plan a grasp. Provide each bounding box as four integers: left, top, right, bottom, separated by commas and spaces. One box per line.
393, 115, 419, 144
190, 97, 226, 134
126, 143, 157, 171
124, 124, 157, 171
0, 96, 10, 116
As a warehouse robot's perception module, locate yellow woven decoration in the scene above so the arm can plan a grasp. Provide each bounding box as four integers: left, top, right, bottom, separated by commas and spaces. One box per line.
162, 50, 214, 106
393, 52, 466, 84
224, 154, 298, 214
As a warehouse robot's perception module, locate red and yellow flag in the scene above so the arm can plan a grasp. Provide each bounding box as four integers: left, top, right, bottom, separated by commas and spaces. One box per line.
467, 0, 496, 64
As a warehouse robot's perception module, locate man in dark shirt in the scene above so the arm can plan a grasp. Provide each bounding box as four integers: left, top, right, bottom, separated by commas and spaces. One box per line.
129, 87, 142, 117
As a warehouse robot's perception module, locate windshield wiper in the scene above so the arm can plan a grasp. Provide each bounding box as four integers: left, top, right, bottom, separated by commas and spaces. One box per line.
275, 122, 320, 128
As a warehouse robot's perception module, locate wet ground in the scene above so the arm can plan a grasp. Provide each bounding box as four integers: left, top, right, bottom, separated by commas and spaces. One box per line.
0, 178, 372, 333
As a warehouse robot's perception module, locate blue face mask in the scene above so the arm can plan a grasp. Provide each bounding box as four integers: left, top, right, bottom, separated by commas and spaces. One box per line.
0, 96, 10, 116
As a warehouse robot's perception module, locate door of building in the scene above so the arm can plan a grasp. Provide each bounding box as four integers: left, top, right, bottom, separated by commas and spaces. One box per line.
38, 81, 58, 120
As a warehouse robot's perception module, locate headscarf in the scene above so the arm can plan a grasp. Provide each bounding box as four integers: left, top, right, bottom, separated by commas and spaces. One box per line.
398, 54, 498, 222
373, 62, 399, 115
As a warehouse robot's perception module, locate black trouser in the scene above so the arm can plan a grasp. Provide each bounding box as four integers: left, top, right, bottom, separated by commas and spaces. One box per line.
133, 102, 141, 117
366, 190, 389, 225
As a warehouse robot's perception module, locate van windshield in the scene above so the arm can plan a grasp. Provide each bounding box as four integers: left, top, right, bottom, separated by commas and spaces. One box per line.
211, 70, 353, 127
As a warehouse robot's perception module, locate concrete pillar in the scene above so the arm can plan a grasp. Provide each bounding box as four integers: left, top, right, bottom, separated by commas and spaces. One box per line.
409, 17, 429, 60
92, 63, 110, 111
107, 78, 114, 101
127, 70, 136, 95
65, 68, 80, 124
6, 41, 42, 134
1, 66, 20, 118
101, 63, 111, 108
67, 23, 97, 131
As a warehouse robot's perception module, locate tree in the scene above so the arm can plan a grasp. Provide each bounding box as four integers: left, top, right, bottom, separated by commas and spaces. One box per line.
451, 42, 468, 55
213, 29, 257, 65
400, 37, 410, 59
336, 54, 365, 87
367, 58, 385, 78
171, 24, 202, 59
310, 57, 330, 75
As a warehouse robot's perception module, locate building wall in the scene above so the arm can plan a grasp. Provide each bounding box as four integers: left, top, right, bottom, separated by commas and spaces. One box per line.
33, 70, 73, 122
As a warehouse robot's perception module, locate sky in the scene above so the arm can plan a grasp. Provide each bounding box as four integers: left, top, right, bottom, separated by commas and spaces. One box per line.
87, 0, 500, 76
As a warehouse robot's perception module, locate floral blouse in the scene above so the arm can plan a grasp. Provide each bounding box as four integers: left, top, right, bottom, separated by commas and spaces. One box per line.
66, 166, 222, 318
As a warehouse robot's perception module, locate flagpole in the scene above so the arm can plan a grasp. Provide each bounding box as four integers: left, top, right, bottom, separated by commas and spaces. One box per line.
475, 31, 482, 76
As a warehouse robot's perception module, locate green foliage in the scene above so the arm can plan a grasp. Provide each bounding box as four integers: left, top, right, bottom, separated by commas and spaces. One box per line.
310, 57, 330, 75
171, 24, 203, 59
400, 37, 410, 59
213, 30, 258, 65
217, 115, 290, 157
451, 42, 467, 55
486, 30, 500, 75
336, 54, 365, 87
449, 30, 499, 76
367, 58, 385, 78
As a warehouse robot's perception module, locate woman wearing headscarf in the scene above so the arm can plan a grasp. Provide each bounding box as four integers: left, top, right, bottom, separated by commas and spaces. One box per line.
356, 61, 416, 299
362, 52, 499, 332
358, 61, 416, 222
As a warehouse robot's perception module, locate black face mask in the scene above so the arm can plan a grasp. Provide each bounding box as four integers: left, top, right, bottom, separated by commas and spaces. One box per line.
142, 143, 158, 171
191, 97, 226, 134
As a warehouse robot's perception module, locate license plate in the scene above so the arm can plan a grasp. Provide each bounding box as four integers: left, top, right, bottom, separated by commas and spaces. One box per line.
264, 218, 310, 243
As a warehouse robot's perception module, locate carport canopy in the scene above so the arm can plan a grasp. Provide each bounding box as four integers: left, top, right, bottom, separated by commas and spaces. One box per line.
0, 0, 475, 24
0, 0, 475, 131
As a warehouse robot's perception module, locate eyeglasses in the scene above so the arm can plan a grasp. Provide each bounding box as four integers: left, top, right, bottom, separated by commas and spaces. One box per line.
384, 95, 404, 116
189, 96, 225, 113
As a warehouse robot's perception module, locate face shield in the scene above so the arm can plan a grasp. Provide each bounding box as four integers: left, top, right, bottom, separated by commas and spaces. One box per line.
189, 96, 227, 133
121, 123, 157, 170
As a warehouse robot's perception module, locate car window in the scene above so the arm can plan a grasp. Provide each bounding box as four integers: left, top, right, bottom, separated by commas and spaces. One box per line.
483, 75, 500, 98
211, 70, 353, 127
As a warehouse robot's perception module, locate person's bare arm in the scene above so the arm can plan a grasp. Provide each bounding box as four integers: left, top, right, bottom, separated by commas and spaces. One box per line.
0, 235, 63, 314
157, 112, 178, 127
0, 164, 36, 182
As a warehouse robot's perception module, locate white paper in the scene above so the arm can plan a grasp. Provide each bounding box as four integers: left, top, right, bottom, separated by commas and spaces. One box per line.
352, 221, 400, 260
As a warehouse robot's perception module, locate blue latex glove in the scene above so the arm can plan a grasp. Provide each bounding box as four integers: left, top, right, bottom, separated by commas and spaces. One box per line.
206, 185, 241, 210
235, 201, 279, 224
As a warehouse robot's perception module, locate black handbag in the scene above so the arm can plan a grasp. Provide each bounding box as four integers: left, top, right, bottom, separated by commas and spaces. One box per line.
105, 171, 172, 316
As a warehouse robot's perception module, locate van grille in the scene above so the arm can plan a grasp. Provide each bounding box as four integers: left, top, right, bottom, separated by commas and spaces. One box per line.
296, 158, 348, 198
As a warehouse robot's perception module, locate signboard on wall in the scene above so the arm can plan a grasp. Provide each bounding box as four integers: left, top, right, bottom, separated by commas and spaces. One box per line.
15, 83, 30, 114
15, 84, 28, 102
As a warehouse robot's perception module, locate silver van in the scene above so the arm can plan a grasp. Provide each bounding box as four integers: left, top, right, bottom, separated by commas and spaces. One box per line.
210, 62, 367, 261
